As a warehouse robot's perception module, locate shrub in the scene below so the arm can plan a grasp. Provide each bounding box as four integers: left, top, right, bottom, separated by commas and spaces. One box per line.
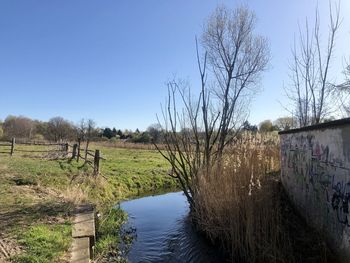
33, 133, 44, 141
110, 137, 118, 143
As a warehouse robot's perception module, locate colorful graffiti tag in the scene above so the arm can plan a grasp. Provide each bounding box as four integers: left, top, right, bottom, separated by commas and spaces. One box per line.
281, 131, 350, 228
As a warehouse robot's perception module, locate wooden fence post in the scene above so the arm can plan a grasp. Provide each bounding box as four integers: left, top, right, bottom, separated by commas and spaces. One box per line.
72, 144, 78, 159
93, 150, 100, 176
10, 138, 15, 156
84, 139, 90, 162
65, 143, 69, 155
77, 138, 81, 162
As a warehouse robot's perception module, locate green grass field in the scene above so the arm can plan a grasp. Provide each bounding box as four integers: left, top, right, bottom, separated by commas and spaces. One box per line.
0, 143, 176, 262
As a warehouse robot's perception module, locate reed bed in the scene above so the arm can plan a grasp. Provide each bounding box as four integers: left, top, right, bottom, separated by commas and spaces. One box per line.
193, 132, 335, 262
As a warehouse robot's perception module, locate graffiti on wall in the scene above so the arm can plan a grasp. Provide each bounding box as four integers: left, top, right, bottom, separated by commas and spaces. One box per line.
331, 178, 350, 226
281, 131, 350, 227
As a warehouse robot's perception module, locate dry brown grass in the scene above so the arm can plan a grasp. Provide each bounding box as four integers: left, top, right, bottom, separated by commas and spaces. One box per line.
61, 185, 89, 205
93, 141, 167, 151
63, 173, 116, 209
194, 133, 285, 262
193, 132, 336, 263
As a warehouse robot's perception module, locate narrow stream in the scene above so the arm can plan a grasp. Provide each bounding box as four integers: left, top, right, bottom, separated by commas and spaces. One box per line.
120, 191, 226, 263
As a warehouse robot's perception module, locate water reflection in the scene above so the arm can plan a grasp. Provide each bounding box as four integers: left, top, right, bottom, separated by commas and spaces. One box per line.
120, 192, 225, 263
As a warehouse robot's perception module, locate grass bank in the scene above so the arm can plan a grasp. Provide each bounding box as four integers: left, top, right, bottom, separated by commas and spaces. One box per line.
0, 144, 176, 262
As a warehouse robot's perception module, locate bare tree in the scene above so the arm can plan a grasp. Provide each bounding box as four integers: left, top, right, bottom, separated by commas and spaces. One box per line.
3, 115, 35, 139
335, 60, 350, 115
147, 123, 163, 143
202, 6, 269, 158
78, 118, 96, 163
47, 117, 75, 142
258, 120, 275, 133
285, 3, 340, 127
342, 63, 350, 114
156, 5, 269, 208
274, 117, 297, 131
345, 63, 350, 86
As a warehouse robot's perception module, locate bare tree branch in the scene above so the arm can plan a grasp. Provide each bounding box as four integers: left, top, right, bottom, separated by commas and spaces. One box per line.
285, 2, 341, 126
155, 5, 269, 208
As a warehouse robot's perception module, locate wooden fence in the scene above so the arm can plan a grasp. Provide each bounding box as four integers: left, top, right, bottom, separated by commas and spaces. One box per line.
0, 138, 104, 175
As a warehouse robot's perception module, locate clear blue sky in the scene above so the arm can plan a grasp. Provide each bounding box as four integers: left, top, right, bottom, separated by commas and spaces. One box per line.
0, 0, 349, 130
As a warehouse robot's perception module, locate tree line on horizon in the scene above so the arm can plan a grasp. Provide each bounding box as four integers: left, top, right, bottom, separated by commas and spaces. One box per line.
0, 115, 164, 143
0, 115, 308, 143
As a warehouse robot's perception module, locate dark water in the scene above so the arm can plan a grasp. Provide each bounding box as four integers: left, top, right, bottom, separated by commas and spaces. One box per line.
120, 191, 225, 263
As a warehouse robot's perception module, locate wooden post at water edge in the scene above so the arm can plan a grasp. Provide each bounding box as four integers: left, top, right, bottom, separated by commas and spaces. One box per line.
72, 144, 78, 159
64, 143, 69, 155
93, 149, 100, 176
77, 138, 81, 162
10, 138, 15, 156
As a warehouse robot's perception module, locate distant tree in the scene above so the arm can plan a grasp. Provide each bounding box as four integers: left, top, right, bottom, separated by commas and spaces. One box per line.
140, 132, 151, 143
112, 128, 117, 137
147, 123, 163, 143
109, 137, 118, 142
102, 128, 114, 139
34, 120, 49, 139
285, 3, 340, 126
242, 121, 258, 132
33, 133, 45, 140
0, 126, 3, 139
322, 116, 336, 123
336, 61, 350, 115
259, 120, 277, 133
78, 119, 97, 140
47, 117, 75, 141
78, 119, 96, 162
343, 63, 350, 115
77, 120, 86, 141
116, 129, 124, 139
342, 63, 350, 88
95, 128, 103, 138
123, 129, 132, 139
78, 119, 97, 141
345, 63, 350, 88
274, 117, 296, 131
132, 132, 151, 143
3, 115, 35, 139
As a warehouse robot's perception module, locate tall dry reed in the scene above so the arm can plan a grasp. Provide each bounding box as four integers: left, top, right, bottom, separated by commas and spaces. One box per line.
193, 132, 294, 262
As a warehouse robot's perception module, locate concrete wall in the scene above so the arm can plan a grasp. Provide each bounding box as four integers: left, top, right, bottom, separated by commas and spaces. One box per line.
280, 119, 350, 260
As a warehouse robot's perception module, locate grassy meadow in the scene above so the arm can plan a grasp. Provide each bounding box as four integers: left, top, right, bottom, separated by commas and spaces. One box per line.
0, 143, 176, 262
